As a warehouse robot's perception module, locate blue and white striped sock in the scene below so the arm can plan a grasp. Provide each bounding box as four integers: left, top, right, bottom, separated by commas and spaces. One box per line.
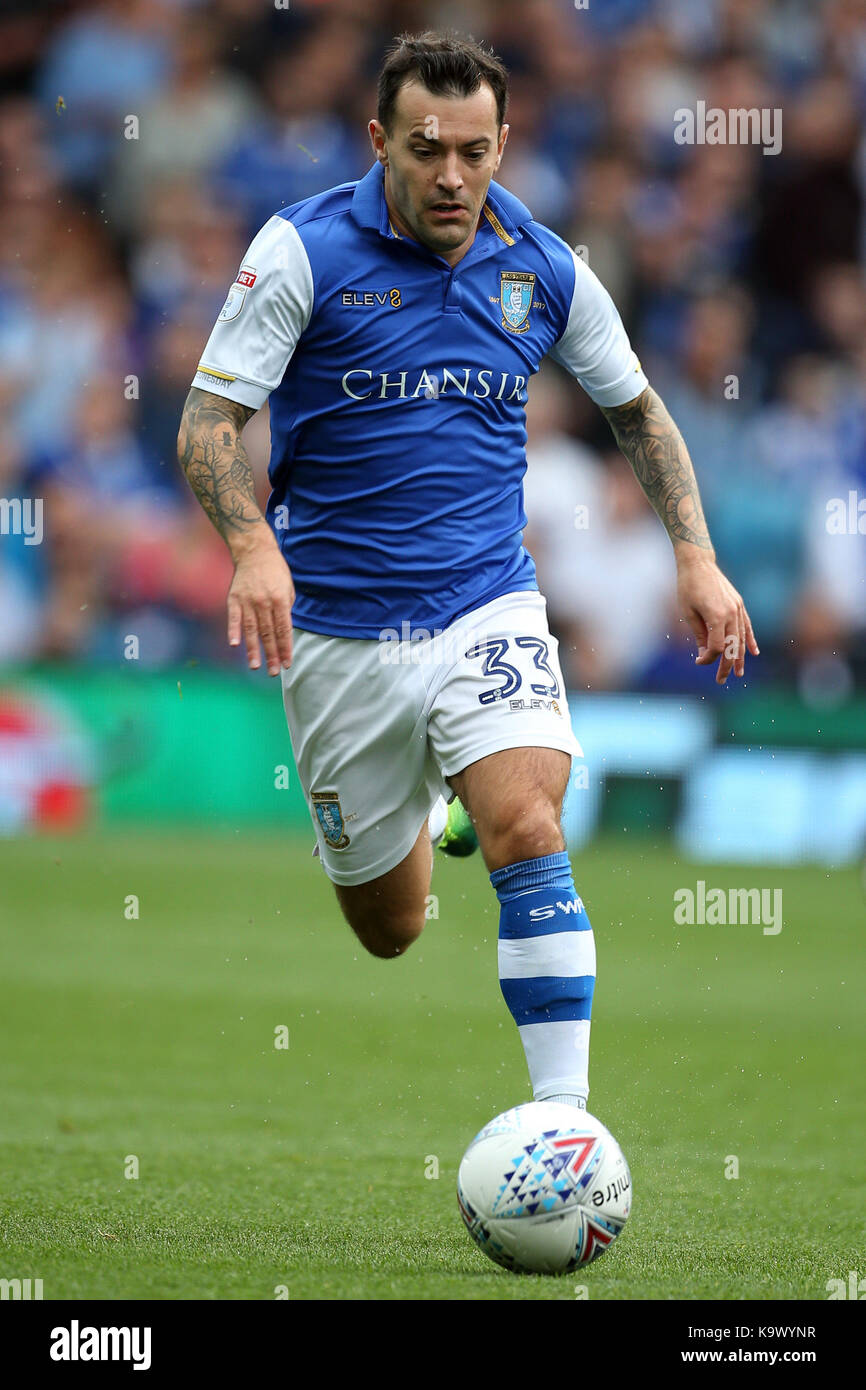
491, 851, 596, 1105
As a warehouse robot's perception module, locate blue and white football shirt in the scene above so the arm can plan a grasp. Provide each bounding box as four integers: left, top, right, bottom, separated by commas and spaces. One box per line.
192, 160, 647, 637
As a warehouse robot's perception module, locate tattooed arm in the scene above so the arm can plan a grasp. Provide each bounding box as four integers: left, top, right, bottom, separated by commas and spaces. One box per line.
177, 387, 263, 544
601, 385, 758, 682
600, 386, 713, 553
177, 387, 295, 673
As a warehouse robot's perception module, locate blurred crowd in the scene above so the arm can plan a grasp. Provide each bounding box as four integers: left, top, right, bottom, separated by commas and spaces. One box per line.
1, 0, 865, 699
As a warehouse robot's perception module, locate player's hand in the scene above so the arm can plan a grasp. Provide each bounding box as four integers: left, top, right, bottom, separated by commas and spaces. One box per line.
675, 547, 759, 684
226, 532, 295, 675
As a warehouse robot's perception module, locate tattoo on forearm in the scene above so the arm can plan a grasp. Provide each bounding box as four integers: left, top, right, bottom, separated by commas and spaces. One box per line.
177, 387, 261, 540
601, 386, 712, 550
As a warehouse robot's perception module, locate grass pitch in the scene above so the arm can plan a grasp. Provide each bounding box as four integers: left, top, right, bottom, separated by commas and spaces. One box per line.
1, 830, 863, 1300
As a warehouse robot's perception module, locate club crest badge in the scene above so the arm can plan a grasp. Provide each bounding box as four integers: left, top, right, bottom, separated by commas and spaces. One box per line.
500, 271, 536, 333
312, 790, 350, 849
218, 285, 246, 322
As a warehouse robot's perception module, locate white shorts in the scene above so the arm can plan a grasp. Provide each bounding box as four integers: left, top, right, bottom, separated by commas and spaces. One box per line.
280, 590, 581, 886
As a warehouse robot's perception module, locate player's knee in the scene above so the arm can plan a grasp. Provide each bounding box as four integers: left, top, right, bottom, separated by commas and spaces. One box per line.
485, 799, 564, 867
355, 912, 424, 960
336, 893, 426, 958
333, 843, 431, 960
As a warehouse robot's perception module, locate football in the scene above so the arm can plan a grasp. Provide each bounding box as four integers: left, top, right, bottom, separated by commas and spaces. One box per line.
457, 1102, 631, 1274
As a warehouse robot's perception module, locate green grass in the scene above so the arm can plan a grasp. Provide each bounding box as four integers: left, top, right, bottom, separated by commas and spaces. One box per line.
0, 829, 863, 1300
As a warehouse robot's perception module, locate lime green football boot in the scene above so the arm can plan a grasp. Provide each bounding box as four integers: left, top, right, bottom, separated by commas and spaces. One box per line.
437, 796, 479, 858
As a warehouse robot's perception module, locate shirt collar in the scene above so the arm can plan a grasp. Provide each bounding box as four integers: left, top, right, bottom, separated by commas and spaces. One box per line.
350, 160, 532, 247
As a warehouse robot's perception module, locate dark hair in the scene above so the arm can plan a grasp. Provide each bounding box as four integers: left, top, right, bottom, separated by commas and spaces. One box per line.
377, 30, 509, 133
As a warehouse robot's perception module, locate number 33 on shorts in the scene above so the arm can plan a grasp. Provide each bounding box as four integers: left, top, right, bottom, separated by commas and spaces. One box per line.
465, 635, 562, 710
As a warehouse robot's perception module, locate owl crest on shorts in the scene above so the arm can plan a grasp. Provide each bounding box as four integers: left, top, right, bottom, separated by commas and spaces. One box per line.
312, 790, 351, 849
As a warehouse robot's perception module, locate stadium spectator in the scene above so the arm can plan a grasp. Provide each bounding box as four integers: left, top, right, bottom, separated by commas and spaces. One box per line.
215, 30, 368, 235
107, 17, 259, 233
36, 0, 174, 193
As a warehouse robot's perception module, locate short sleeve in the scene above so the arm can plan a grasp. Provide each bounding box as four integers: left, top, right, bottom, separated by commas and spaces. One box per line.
192, 214, 314, 410
548, 248, 647, 407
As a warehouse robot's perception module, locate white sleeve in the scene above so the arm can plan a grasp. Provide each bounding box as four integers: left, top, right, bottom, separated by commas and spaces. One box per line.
192, 215, 314, 410
549, 248, 647, 407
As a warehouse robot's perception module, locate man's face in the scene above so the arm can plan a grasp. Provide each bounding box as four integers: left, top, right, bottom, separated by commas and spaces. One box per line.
370, 79, 508, 263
